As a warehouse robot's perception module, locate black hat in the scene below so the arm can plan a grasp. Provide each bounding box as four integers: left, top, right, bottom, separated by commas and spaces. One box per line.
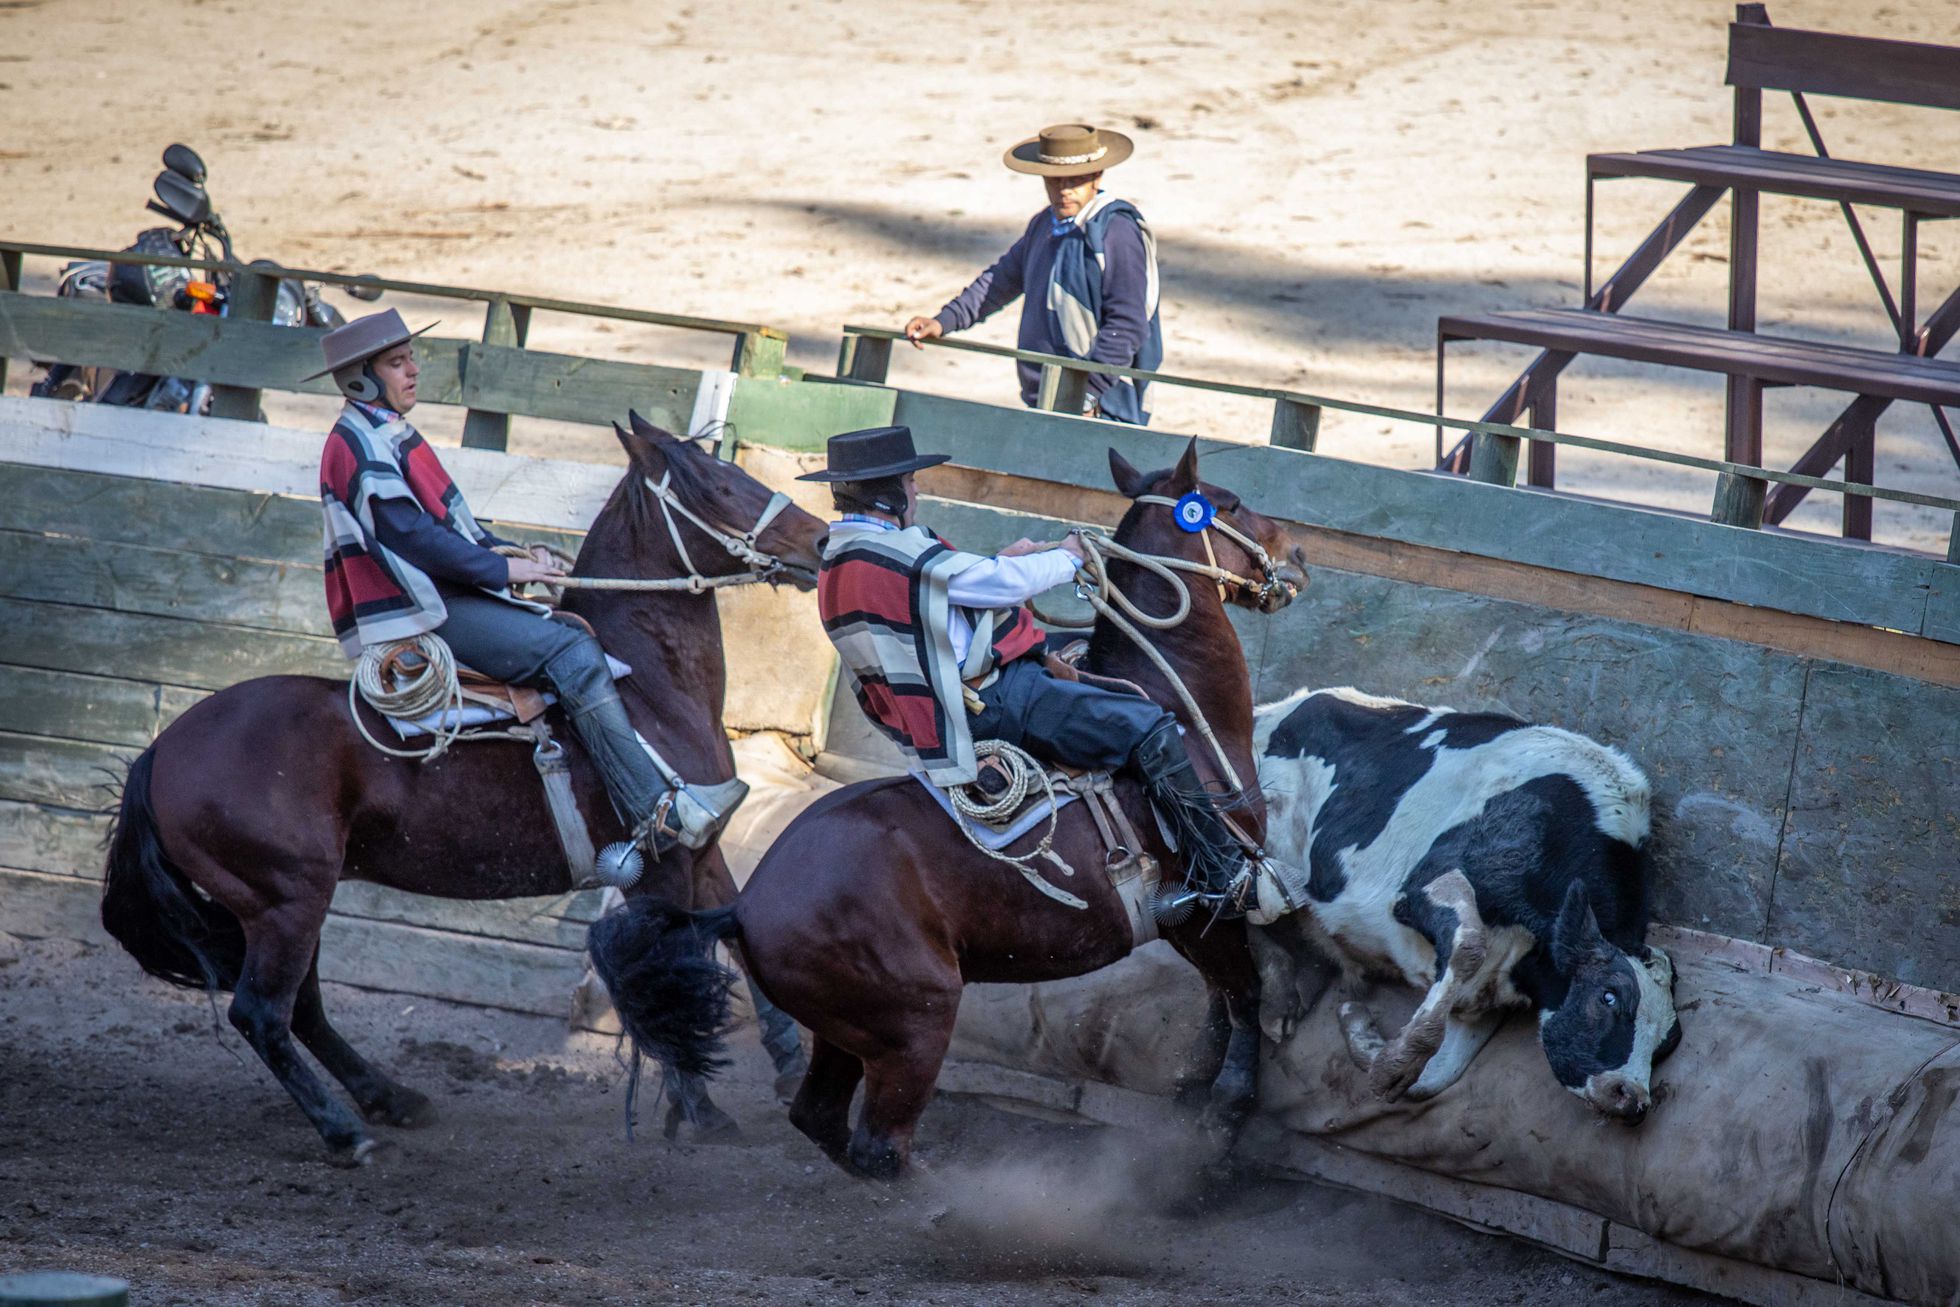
796, 425, 951, 483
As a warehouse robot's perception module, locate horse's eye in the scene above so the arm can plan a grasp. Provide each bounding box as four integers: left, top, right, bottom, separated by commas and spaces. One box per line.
1600, 990, 1619, 1009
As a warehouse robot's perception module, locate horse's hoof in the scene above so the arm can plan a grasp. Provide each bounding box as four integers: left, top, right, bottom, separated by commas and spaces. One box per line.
773, 1068, 805, 1105
367, 1087, 436, 1129
327, 1137, 381, 1169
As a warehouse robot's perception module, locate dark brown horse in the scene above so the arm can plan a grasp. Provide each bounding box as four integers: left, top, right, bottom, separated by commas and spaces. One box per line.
99, 414, 827, 1164
590, 441, 1309, 1179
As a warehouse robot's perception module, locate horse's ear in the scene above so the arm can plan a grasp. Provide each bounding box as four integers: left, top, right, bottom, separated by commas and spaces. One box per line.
627, 409, 674, 442
613, 417, 668, 476
1167, 438, 1202, 494
1108, 448, 1148, 499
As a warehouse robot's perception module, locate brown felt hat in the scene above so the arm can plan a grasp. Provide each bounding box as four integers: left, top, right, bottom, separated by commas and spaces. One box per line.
301, 308, 438, 382
1002, 123, 1135, 177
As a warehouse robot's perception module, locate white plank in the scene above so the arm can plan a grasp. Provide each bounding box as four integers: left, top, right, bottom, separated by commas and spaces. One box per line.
0, 395, 620, 530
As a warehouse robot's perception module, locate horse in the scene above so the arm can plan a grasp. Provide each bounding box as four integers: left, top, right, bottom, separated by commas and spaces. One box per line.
98, 412, 828, 1165
589, 439, 1311, 1179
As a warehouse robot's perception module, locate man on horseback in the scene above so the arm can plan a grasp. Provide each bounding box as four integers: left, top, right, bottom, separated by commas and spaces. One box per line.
308, 310, 744, 872
799, 425, 1250, 911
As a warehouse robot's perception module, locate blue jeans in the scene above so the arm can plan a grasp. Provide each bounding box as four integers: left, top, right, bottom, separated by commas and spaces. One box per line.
434, 595, 665, 824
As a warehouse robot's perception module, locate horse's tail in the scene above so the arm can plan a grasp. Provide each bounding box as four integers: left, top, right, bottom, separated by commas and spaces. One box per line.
586, 897, 738, 1080
100, 749, 246, 992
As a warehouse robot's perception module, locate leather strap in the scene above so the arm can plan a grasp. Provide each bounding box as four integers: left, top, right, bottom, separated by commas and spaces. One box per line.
528, 716, 597, 886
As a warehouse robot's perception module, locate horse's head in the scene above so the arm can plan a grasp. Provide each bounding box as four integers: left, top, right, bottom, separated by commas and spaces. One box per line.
1538, 881, 1682, 1125
610, 410, 825, 590
1107, 438, 1309, 614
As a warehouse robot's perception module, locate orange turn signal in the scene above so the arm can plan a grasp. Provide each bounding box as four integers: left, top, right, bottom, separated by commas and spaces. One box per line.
185, 281, 218, 302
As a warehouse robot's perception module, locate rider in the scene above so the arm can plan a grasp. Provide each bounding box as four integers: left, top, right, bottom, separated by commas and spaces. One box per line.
799, 425, 1250, 910
308, 310, 744, 875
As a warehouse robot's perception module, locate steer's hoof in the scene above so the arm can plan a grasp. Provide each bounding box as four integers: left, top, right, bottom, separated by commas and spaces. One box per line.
1338, 1001, 1387, 1070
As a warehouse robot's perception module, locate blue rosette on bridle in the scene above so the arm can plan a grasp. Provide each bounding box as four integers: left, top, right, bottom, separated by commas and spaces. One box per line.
1172, 491, 1215, 533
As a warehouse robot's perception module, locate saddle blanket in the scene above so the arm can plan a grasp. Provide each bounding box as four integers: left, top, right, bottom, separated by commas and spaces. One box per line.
386, 654, 633, 740
910, 771, 1079, 850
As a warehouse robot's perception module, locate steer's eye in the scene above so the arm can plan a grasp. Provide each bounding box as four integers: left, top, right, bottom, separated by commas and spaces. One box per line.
1600, 990, 1619, 1009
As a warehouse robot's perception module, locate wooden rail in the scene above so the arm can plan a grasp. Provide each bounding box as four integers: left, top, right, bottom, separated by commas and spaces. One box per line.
0, 239, 788, 450
836, 324, 1960, 557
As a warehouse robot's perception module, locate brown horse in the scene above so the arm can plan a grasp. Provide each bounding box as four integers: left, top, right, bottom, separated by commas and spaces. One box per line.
590, 440, 1309, 1179
98, 414, 827, 1164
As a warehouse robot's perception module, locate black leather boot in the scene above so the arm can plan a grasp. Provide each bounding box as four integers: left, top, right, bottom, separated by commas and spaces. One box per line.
1130, 720, 1251, 914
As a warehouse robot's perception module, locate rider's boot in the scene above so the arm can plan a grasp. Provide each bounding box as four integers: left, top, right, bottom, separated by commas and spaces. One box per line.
1130, 720, 1253, 919
546, 638, 749, 888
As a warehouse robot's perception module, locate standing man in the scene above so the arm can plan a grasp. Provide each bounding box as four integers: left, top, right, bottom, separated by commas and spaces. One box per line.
903, 123, 1163, 425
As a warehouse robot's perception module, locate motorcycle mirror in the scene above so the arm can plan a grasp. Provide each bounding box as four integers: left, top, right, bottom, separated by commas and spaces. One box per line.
346, 276, 384, 302
161, 143, 206, 185
151, 170, 212, 226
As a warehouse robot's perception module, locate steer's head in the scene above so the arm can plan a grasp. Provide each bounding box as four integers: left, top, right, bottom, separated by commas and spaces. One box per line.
1537, 881, 1681, 1125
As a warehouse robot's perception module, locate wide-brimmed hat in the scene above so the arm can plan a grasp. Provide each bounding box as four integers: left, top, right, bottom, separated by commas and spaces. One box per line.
796, 426, 950, 482
301, 308, 437, 382
1002, 123, 1135, 177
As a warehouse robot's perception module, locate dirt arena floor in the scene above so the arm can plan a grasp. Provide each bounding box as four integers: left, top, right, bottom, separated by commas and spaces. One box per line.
3, 0, 1958, 547
0, 935, 1719, 1306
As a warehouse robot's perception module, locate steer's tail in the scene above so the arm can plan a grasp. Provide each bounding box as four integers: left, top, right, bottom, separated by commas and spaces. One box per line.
100, 749, 246, 991
586, 897, 739, 1081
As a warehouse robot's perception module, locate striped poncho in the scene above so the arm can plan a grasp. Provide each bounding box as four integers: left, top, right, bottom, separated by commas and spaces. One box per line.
318, 400, 541, 657
817, 522, 1045, 785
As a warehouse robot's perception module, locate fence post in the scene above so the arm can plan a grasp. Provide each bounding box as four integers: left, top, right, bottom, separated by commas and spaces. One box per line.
0, 247, 20, 393
838, 333, 892, 384
206, 266, 277, 422
1947, 511, 1960, 566
1269, 397, 1321, 451
1466, 429, 1521, 487
1710, 471, 1768, 529
1038, 363, 1089, 416
732, 328, 787, 379
461, 298, 531, 451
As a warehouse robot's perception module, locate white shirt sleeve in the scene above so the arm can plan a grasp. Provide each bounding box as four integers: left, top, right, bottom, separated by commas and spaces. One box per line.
944, 547, 1079, 608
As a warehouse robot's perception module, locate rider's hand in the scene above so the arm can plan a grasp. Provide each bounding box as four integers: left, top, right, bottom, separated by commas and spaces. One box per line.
527, 544, 559, 569
506, 555, 566, 587
903, 316, 944, 350
1058, 532, 1087, 563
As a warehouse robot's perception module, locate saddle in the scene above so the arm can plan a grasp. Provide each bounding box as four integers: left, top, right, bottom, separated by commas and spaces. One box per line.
918, 755, 1164, 949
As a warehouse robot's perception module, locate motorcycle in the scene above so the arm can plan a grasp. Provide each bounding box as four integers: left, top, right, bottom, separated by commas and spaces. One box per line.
31, 143, 381, 412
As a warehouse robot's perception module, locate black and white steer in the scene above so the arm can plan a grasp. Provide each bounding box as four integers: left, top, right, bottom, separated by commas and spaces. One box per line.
1252, 687, 1681, 1123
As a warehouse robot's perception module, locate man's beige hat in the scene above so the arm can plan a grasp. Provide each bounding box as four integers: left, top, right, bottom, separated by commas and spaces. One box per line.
301, 308, 437, 382
1002, 123, 1135, 177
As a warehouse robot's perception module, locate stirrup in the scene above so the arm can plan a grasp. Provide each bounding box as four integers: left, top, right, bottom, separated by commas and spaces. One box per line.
649, 776, 751, 852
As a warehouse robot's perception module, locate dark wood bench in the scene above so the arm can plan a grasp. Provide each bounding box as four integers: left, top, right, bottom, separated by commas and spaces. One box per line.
1440, 5, 1960, 542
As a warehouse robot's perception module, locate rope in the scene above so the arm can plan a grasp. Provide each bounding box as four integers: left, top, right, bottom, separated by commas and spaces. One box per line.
489, 544, 766, 597
1068, 530, 1250, 796
945, 740, 1087, 910
348, 634, 467, 762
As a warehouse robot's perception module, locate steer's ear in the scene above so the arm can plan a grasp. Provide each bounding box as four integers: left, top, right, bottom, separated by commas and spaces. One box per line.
1552, 881, 1607, 974
1109, 447, 1149, 499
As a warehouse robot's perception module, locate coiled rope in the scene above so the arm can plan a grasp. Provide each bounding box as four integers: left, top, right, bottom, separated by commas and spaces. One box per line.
946, 739, 1086, 910
349, 633, 466, 762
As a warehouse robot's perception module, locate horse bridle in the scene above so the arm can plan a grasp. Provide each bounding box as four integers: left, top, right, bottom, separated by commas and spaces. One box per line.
1130, 492, 1293, 611
641, 470, 795, 593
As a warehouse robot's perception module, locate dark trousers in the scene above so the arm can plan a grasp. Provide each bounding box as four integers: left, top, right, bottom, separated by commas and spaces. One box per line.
433, 595, 665, 822
968, 656, 1171, 772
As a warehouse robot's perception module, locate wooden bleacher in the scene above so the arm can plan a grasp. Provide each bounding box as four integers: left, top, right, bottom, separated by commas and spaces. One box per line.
1438, 5, 1960, 541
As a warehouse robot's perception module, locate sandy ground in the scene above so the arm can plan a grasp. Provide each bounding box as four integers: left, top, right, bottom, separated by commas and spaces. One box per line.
2, 0, 1958, 547
0, 934, 1722, 1306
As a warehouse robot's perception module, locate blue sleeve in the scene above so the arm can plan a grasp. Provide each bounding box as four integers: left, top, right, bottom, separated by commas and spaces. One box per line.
1083, 215, 1151, 399
935, 216, 1036, 332
371, 498, 508, 589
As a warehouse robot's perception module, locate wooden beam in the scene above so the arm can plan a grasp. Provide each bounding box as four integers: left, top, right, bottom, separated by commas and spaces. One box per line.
1269, 397, 1321, 452
731, 329, 787, 380
838, 334, 892, 384
207, 267, 279, 421
1711, 471, 1768, 529
1037, 363, 1090, 417
458, 342, 698, 432
926, 461, 1960, 688
0, 596, 342, 690
460, 298, 527, 451
1467, 429, 1521, 487
0, 665, 201, 748
0, 247, 18, 392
